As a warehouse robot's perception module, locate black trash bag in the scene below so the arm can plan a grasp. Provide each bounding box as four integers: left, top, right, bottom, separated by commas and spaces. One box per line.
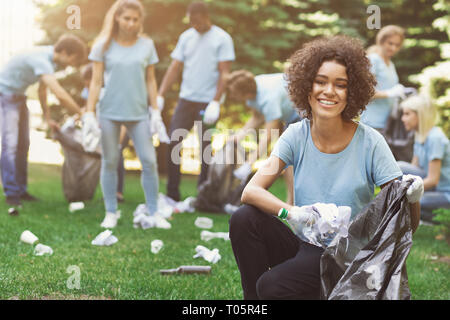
53, 125, 101, 202
194, 141, 249, 214
320, 179, 413, 300
384, 98, 414, 162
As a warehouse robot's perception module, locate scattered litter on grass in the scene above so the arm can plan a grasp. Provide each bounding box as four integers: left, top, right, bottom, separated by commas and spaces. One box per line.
69, 202, 85, 213
133, 213, 171, 230
151, 240, 164, 254
34, 243, 53, 256
8, 207, 19, 216
194, 217, 213, 229
160, 265, 211, 275
200, 230, 229, 241
91, 230, 118, 246
133, 194, 196, 223
173, 196, 196, 214
20, 230, 39, 245
193, 245, 221, 264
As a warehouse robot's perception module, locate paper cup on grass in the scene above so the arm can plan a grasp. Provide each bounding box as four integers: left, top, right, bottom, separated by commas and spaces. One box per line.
69, 202, 85, 213
20, 230, 38, 245
194, 217, 213, 229
151, 240, 164, 254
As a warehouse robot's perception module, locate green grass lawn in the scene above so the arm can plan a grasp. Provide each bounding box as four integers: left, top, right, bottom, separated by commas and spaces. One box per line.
0, 163, 449, 300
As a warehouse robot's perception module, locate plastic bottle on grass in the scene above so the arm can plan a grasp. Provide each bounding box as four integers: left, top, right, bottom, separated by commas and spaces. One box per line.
160, 266, 212, 275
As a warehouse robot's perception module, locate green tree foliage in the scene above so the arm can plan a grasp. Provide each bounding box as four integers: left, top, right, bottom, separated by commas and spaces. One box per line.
34, 0, 449, 172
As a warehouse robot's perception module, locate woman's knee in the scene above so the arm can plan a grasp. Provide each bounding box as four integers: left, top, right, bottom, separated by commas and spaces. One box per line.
102, 155, 120, 172
256, 271, 284, 300
140, 154, 157, 174
229, 205, 261, 236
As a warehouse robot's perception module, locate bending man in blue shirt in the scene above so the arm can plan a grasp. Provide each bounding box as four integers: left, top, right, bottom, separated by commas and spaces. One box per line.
0, 34, 87, 207
226, 70, 302, 205
157, 1, 235, 201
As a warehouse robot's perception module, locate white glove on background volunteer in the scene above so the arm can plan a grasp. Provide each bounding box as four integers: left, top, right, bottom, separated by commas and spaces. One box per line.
203, 100, 220, 125
233, 162, 252, 181
402, 174, 424, 203
81, 111, 101, 152
157, 95, 165, 111
386, 84, 406, 99
149, 108, 170, 144
193, 245, 221, 264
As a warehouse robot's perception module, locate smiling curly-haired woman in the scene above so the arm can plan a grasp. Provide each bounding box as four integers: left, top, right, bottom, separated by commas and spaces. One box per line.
229, 35, 423, 300
286, 35, 376, 121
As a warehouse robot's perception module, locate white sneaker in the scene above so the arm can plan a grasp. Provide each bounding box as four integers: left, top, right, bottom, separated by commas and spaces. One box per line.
100, 212, 120, 228
154, 214, 171, 229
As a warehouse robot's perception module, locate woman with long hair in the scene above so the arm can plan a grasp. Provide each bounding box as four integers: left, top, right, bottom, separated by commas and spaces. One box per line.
360, 25, 407, 132
229, 35, 423, 300
398, 94, 450, 223
83, 0, 170, 229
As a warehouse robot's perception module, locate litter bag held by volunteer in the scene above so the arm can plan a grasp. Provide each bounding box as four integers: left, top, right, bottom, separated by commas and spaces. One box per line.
53, 120, 101, 202
320, 179, 413, 300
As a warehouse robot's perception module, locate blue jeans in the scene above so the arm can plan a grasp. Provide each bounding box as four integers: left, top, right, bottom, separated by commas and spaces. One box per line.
117, 133, 129, 194
398, 161, 450, 222
0, 93, 29, 198
99, 118, 158, 214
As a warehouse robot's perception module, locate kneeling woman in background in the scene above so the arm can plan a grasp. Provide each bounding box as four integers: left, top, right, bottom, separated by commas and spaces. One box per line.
398, 94, 450, 223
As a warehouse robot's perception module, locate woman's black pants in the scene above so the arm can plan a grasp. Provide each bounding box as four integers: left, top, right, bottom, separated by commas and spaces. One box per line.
229, 204, 324, 300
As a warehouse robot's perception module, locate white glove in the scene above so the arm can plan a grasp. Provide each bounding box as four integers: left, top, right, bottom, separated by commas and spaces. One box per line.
203, 100, 220, 125
386, 84, 406, 99
402, 174, 424, 203
193, 245, 221, 264
149, 108, 170, 144
157, 95, 165, 111
81, 112, 101, 152
233, 162, 252, 181
288, 205, 317, 224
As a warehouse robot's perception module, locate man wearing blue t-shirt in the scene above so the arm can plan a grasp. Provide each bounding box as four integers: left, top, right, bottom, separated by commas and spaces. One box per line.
158, 1, 235, 201
226, 70, 302, 204
0, 34, 86, 206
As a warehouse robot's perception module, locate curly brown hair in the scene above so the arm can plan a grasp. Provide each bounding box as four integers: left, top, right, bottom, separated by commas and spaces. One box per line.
286, 35, 376, 121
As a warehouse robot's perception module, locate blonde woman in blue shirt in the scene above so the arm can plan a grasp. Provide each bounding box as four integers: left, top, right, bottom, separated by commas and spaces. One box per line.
360, 25, 408, 132
84, 0, 170, 229
398, 94, 450, 223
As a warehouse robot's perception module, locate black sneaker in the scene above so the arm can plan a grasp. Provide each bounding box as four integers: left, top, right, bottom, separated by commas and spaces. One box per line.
6, 196, 22, 207
20, 192, 40, 202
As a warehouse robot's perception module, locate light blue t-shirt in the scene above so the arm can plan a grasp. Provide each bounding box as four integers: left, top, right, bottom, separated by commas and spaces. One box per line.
360, 53, 399, 129
89, 37, 159, 121
171, 25, 235, 103
0, 46, 55, 95
271, 119, 402, 219
246, 73, 297, 123
414, 127, 450, 198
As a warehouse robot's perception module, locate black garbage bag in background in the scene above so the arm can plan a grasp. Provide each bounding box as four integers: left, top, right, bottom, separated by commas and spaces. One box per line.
320, 180, 413, 300
53, 126, 101, 202
384, 96, 415, 162
194, 141, 249, 213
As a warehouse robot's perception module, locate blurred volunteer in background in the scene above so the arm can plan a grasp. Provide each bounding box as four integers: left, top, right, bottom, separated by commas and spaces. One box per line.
226, 70, 302, 205
157, 1, 235, 201
84, 0, 170, 229
0, 34, 86, 207
398, 94, 450, 223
